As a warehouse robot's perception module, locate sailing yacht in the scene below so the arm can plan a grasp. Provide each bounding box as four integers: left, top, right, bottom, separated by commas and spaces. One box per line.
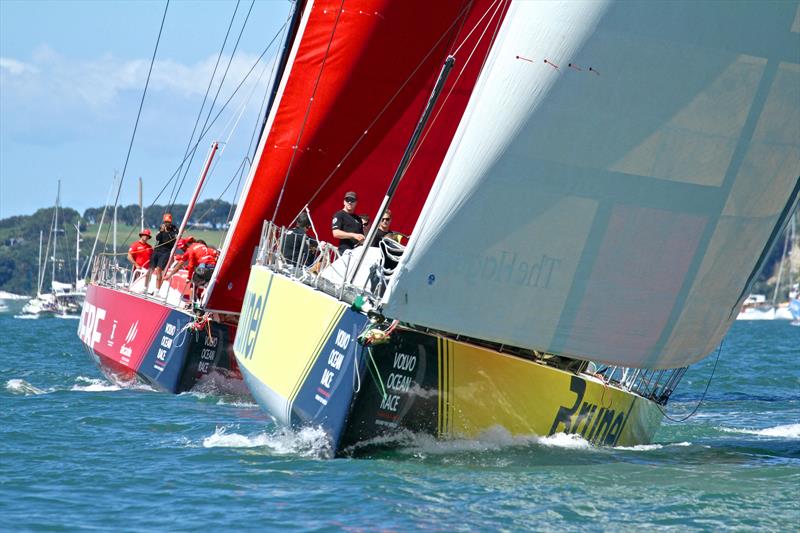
215, 0, 800, 455
75, 7, 305, 393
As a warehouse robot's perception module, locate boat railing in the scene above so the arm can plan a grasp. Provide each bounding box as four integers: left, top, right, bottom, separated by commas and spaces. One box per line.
255, 220, 401, 304
90, 254, 133, 288
595, 364, 688, 405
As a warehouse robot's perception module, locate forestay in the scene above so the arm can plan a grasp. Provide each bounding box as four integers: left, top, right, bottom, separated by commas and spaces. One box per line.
384, 0, 800, 369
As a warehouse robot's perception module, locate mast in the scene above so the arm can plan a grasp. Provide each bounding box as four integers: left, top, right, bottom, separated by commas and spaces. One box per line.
112, 172, 120, 285
771, 227, 790, 305
37, 230, 43, 295
139, 177, 144, 232
74, 223, 81, 286
350, 56, 455, 283
167, 141, 219, 269
52, 180, 60, 288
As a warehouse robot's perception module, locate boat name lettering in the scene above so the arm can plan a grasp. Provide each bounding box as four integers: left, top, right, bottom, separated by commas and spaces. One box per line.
328, 349, 344, 371
197, 361, 210, 373
160, 336, 173, 349
549, 376, 630, 446
321, 368, 334, 388
386, 373, 411, 393
393, 352, 416, 372
165, 323, 176, 336
79, 301, 106, 349
200, 348, 216, 361
204, 335, 218, 348
335, 330, 351, 350
450, 250, 560, 289
380, 393, 401, 412
156, 348, 167, 362
236, 290, 265, 360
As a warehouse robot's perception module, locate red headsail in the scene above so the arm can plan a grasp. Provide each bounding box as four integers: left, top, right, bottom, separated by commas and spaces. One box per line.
206, 0, 509, 312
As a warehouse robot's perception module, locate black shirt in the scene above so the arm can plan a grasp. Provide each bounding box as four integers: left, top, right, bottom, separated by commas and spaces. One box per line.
369, 228, 389, 247
282, 227, 317, 266
154, 224, 178, 255
332, 210, 363, 253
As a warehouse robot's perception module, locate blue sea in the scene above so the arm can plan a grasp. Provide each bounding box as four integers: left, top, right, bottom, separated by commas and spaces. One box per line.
1, 314, 798, 531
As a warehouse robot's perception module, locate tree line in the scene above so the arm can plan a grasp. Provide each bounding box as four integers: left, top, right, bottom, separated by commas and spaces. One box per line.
0, 200, 235, 295
82, 199, 235, 229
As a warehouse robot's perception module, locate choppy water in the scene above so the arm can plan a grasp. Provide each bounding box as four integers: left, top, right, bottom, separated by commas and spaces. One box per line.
1, 315, 798, 531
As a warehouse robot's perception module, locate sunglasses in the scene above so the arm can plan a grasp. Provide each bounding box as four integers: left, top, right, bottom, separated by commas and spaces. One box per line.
381, 218, 391, 222
345, 198, 357, 203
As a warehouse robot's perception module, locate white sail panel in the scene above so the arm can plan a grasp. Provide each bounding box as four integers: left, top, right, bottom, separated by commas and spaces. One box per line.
384, 0, 800, 369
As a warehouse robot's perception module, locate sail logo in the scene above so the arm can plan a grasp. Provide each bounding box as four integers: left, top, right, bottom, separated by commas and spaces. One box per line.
449, 249, 561, 289
79, 301, 106, 349
548, 376, 633, 446
119, 321, 139, 358
236, 289, 266, 360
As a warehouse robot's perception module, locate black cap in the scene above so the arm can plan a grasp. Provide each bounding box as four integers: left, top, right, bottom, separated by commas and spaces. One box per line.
344, 191, 358, 201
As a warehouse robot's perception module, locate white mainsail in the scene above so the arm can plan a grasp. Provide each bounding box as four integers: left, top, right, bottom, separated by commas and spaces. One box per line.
384, 0, 800, 369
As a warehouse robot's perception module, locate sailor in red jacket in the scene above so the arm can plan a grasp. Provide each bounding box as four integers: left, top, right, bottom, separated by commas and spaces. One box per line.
127, 229, 153, 268
185, 240, 218, 286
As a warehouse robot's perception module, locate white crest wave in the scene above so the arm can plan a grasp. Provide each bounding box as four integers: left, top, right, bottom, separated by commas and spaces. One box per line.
201, 425, 331, 457
719, 423, 800, 439
70, 376, 121, 392
6, 379, 49, 395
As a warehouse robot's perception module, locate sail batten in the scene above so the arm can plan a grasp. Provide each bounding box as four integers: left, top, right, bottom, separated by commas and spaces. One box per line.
384, 0, 800, 369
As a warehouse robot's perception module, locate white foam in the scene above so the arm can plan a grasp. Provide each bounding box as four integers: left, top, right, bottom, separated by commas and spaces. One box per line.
201, 425, 332, 457
614, 442, 691, 451
70, 376, 121, 392
362, 426, 595, 457
719, 423, 800, 439
6, 379, 49, 395
215, 398, 259, 408
13, 314, 40, 320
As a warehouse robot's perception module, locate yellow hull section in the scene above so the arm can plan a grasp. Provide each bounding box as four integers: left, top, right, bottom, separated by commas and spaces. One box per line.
235, 265, 664, 453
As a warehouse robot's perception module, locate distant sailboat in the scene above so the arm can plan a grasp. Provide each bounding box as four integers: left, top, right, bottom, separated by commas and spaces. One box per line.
226, 0, 800, 455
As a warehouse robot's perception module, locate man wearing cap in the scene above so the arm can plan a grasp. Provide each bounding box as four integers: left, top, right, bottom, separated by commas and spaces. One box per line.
146, 213, 178, 293
163, 236, 196, 279
332, 191, 364, 253
127, 229, 153, 269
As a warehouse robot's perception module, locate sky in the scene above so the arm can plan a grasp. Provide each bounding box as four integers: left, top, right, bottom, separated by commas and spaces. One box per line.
0, 0, 295, 219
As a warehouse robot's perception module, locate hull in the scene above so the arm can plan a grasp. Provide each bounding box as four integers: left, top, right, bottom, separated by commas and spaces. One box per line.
78, 284, 241, 393
235, 267, 664, 456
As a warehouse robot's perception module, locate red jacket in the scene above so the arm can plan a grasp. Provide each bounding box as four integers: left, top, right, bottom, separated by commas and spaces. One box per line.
186, 243, 218, 280
128, 240, 153, 268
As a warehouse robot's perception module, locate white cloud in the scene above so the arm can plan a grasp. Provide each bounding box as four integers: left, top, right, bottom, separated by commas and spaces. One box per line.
1, 46, 274, 111
0, 57, 38, 75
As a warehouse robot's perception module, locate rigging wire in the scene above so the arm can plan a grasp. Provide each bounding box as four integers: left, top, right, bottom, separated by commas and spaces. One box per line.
271, 0, 346, 221
169, 0, 256, 209
113, 16, 290, 251
168, 0, 242, 210
151, 13, 287, 209
406, 0, 508, 169
656, 340, 724, 423
104, 0, 169, 252
292, 0, 480, 219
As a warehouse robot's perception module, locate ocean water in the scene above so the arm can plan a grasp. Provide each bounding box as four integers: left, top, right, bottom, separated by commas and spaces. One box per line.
1, 315, 797, 532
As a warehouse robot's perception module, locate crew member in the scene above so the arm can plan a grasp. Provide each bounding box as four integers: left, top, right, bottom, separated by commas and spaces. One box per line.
146, 213, 178, 293
127, 229, 153, 269
185, 239, 218, 292
282, 213, 317, 266
331, 191, 364, 253
163, 237, 196, 279
369, 209, 394, 247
